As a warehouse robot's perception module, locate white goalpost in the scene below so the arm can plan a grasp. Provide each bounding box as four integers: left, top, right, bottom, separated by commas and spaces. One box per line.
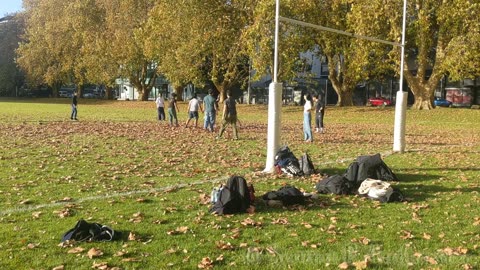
264, 0, 408, 173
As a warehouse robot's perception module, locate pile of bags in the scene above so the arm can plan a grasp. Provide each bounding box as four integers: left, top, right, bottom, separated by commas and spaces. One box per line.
315, 153, 404, 202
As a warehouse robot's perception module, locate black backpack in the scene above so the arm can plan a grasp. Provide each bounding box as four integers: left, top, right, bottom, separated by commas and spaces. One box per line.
262, 185, 306, 206
210, 176, 251, 215
298, 153, 315, 175
315, 175, 353, 195
274, 146, 303, 176
344, 154, 398, 188
61, 219, 120, 242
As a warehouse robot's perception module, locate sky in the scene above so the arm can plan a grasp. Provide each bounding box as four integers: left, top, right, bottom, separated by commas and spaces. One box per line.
0, 0, 23, 17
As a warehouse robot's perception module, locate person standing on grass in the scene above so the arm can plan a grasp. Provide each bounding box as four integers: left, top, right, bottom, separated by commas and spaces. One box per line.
217, 90, 238, 140
70, 92, 78, 120
203, 89, 217, 132
168, 93, 179, 127
185, 93, 203, 128
155, 94, 166, 121
303, 93, 313, 142
314, 94, 325, 133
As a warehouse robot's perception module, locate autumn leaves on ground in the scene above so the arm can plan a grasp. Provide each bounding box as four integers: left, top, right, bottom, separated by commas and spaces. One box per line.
0, 99, 479, 269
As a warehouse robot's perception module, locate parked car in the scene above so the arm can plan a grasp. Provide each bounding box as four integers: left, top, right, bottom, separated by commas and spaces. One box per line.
434, 98, 452, 107
367, 97, 392, 106
59, 89, 74, 98
83, 92, 95, 98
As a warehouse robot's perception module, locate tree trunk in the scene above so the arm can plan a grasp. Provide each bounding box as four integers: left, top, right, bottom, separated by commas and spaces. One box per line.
329, 76, 355, 107
130, 62, 158, 101
404, 67, 441, 110
412, 96, 434, 110
51, 82, 61, 98
326, 53, 356, 107
336, 86, 354, 106
105, 86, 113, 100
76, 84, 83, 98
174, 85, 184, 101
217, 85, 226, 102
140, 86, 150, 101
410, 84, 435, 110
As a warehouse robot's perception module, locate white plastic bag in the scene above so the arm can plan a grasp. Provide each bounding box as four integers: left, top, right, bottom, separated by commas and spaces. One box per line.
358, 178, 393, 202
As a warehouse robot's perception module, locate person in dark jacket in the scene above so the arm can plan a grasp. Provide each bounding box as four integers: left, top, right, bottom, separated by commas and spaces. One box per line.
314, 94, 325, 133
168, 93, 179, 127
70, 92, 78, 120
216, 90, 238, 140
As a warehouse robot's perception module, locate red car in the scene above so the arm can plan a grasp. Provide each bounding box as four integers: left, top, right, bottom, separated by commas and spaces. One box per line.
368, 97, 392, 106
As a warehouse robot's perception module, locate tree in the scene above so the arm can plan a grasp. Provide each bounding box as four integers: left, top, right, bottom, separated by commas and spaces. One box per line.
96, 0, 159, 101
17, 0, 159, 101
147, 0, 255, 101
379, 0, 480, 109
0, 14, 24, 97
247, 0, 389, 106
16, 0, 76, 97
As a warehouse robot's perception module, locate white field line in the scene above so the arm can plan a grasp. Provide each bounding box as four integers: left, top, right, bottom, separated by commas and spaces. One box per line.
1, 150, 395, 216
0, 177, 227, 216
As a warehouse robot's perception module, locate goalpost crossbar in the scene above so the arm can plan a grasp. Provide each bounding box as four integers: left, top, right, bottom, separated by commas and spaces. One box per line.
279, 16, 402, 47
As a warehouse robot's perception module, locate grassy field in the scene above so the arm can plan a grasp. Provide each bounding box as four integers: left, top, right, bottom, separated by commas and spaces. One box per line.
0, 98, 479, 270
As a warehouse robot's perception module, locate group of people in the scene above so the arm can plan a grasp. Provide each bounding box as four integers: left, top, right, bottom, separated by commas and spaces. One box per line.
154, 89, 239, 140
70, 88, 324, 143
302, 93, 325, 143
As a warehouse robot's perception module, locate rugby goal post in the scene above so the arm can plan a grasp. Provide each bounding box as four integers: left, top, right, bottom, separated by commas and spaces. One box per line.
264, 0, 408, 173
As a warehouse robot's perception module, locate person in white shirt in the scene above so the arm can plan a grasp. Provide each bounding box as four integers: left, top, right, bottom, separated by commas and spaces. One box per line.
303, 94, 313, 142
155, 95, 165, 121
185, 93, 203, 127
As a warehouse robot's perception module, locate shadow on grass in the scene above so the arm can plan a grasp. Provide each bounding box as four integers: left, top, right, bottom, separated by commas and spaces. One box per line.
404, 184, 480, 202
392, 172, 480, 202
394, 173, 440, 183
253, 196, 348, 214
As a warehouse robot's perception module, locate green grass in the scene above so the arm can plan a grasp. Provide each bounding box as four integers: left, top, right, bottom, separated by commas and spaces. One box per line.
0, 98, 479, 269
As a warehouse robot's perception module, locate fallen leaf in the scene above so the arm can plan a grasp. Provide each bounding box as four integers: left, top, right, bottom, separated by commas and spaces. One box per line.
27, 243, 39, 249
266, 246, 277, 256
439, 246, 469, 256
359, 237, 370, 245
176, 226, 189, 233
216, 241, 235, 250
67, 247, 85, 254
19, 199, 33, 205
399, 230, 414, 240
338, 262, 349, 269
271, 218, 289, 225
128, 232, 137, 241
240, 217, 262, 227
301, 222, 313, 229
122, 257, 141, 262
91, 262, 109, 270
32, 211, 42, 219
87, 248, 103, 259
352, 260, 368, 269
424, 256, 437, 265
198, 257, 213, 269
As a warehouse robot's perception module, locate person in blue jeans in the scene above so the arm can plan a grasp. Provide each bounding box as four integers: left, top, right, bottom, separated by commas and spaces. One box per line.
303, 94, 313, 142
70, 92, 78, 120
203, 89, 218, 132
